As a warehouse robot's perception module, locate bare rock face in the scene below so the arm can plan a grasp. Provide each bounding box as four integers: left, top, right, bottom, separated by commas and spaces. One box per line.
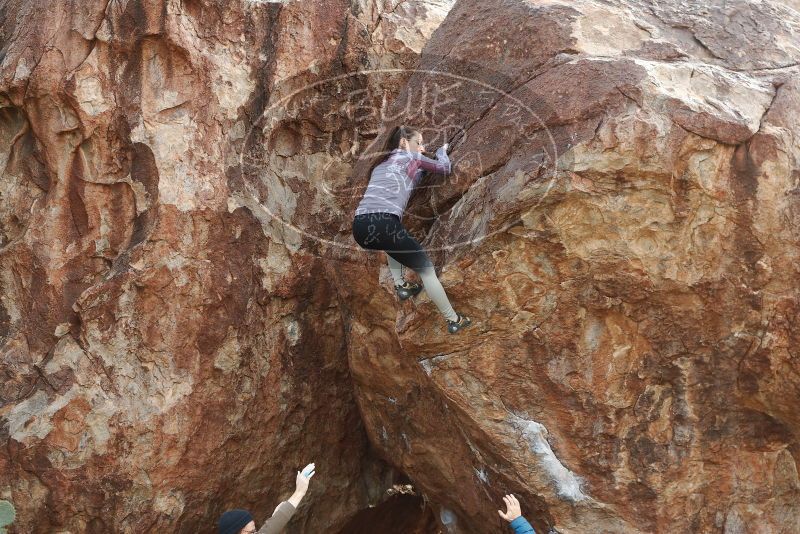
0, 0, 453, 532
1, 0, 799, 533
332, 1, 800, 533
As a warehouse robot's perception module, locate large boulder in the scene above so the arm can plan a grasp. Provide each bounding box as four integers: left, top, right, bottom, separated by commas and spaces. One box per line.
334, 0, 800, 532
0, 0, 453, 532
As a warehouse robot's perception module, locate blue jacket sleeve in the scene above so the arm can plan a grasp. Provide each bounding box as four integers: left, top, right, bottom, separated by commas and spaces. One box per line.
509, 516, 536, 534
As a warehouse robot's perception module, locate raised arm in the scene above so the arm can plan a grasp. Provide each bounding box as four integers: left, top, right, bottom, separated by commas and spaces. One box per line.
257, 463, 314, 534
411, 144, 452, 174
256, 502, 295, 534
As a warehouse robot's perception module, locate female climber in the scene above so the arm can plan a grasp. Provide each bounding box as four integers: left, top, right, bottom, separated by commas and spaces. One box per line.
352, 125, 471, 334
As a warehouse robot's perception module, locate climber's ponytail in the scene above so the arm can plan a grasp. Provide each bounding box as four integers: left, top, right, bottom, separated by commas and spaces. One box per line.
364, 125, 419, 181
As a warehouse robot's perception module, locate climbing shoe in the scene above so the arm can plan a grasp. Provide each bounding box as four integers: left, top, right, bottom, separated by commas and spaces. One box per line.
447, 313, 472, 334
395, 281, 423, 300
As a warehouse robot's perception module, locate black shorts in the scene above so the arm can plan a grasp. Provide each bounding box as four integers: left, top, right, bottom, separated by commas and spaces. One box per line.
352, 212, 433, 271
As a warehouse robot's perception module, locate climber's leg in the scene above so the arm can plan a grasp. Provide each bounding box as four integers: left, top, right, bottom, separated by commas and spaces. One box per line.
386, 254, 404, 285
378, 225, 461, 323
353, 213, 422, 299
387, 254, 423, 300
412, 265, 458, 322
353, 212, 469, 330
398, 260, 470, 332
387, 245, 472, 333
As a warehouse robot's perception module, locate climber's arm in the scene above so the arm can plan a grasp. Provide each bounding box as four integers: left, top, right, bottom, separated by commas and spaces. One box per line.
411, 144, 451, 174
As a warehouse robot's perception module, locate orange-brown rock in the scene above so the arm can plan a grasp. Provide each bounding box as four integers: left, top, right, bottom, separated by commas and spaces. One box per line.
0, 0, 454, 532
334, 1, 800, 532
2, 0, 800, 533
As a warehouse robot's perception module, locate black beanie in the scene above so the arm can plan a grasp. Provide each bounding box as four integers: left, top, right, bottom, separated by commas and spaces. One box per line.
218, 509, 253, 534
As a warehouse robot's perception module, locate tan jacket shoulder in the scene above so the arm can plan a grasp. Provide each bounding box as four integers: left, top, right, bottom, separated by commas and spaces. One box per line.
256, 501, 296, 534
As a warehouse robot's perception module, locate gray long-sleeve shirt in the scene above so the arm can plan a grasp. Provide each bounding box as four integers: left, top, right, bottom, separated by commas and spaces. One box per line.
354, 146, 451, 217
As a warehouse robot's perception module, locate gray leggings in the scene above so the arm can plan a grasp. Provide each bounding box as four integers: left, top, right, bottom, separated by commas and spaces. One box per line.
353, 212, 458, 321
386, 255, 457, 321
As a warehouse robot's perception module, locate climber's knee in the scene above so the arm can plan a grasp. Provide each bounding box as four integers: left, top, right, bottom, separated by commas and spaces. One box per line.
413, 265, 437, 281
